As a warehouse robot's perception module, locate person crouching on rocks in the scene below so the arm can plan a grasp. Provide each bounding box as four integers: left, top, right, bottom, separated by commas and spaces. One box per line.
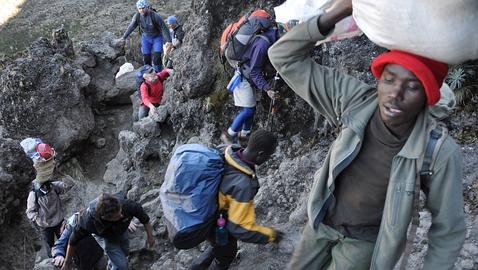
138, 69, 173, 119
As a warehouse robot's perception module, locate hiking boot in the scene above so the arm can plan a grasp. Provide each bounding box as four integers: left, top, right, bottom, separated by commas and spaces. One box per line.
220, 132, 237, 145
190, 246, 215, 270
238, 134, 250, 147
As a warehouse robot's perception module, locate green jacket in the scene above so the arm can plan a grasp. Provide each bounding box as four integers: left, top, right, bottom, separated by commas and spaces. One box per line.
269, 15, 465, 270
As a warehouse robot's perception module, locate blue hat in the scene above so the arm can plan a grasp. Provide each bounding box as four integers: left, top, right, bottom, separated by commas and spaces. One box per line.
167, 16, 178, 24
136, 0, 149, 9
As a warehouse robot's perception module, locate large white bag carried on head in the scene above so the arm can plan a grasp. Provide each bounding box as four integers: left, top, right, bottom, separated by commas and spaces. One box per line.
274, 0, 362, 45
352, 0, 478, 64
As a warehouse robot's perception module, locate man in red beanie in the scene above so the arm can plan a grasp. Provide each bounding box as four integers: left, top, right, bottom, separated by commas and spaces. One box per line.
268, 0, 465, 269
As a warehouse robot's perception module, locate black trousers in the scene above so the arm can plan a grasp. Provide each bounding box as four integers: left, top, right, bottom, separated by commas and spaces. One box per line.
41, 221, 63, 253
190, 230, 238, 270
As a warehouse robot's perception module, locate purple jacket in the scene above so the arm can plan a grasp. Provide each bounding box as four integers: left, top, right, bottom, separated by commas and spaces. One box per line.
241, 28, 278, 91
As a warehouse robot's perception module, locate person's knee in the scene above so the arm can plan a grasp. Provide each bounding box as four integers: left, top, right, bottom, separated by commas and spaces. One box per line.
105, 248, 128, 270
138, 106, 149, 119
152, 52, 163, 71
112, 257, 128, 270
143, 54, 152, 65
242, 107, 255, 117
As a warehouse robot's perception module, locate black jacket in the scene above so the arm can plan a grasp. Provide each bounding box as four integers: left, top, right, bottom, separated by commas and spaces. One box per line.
69, 193, 150, 246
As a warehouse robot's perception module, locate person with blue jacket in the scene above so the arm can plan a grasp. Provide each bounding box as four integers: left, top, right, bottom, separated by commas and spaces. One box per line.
221, 21, 279, 146
52, 212, 106, 270
122, 0, 172, 72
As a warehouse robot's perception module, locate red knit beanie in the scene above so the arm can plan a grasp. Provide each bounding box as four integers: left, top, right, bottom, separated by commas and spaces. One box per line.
371, 50, 448, 106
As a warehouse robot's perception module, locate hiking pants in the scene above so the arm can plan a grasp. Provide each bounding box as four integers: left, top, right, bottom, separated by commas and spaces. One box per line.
103, 231, 129, 270
230, 107, 256, 133
74, 234, 106, 270
141, 34, 163, 72
138, 103, 159, 119
41, 220, 63, 253
190, 234, 238, 270
287, 223, 375, 270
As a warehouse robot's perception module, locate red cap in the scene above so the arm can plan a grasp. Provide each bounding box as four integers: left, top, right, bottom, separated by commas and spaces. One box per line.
36, 143, 54, 160
371, 50, 448, 106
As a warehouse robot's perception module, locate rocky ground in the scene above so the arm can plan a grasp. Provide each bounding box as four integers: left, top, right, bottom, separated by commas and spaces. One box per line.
0, 0, 477, 269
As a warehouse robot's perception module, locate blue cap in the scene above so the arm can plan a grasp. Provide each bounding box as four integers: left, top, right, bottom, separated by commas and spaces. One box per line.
167, 16, 178, 24
136, 0, 149, 9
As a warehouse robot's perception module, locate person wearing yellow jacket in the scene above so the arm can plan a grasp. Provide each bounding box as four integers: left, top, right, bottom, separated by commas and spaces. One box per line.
190, 130, 283, 270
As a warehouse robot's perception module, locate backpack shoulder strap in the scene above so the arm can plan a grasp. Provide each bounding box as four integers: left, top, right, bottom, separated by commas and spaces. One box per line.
150, 11, 160, 30
31, 182, 40, 208
255, 34, 271, 45
419, 126, 444, 180
399, 123, 446, 269
135, 12, 144, 35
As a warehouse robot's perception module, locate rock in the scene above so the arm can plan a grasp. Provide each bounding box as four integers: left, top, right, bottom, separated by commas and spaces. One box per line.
0, 36, 95, 154
132, 117, 160, 138
105, 70, 137, 104
51, 26, 75, 58
33, 258, 55, 270
73, 68, 91, 89
150, 105, 169, 123
95, 138, 106, 148
168, 9, 217, 98
76, 54, 97, 68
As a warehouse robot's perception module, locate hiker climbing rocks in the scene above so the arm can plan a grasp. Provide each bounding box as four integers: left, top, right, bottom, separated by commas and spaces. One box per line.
190, 130, 284, 270
268, 1, 465, 269
220, 10, 279, 146
138, 67, 172, 119
22, 138, 75, 255
121, 0, 172, 72
52, 211, 107, 270
61, 193, 155, 270
163, 15, 185, 69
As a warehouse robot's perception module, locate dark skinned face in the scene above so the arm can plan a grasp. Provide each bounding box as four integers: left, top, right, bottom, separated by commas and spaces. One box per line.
254, 150, 274, 165
377, 64, 427, 137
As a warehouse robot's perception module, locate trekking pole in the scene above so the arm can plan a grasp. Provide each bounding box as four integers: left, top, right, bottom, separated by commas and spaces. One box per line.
266, 97, 275, 131
265, 72, 281, 131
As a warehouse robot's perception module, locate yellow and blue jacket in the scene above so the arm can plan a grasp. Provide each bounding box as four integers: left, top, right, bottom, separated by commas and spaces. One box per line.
218, 146, 276, 244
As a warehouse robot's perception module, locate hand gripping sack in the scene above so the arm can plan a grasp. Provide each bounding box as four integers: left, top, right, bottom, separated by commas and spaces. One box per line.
352, 0, 478, 64
160, 144, 225, 249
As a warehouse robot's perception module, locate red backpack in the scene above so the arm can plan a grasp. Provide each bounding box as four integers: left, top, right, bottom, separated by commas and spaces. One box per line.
219, 9, 273, 68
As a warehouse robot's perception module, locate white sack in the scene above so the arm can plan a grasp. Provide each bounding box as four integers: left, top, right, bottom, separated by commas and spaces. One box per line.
275, 0, 333, 23
274, 0, 362, 45
115, 62, 134, 79
352, 0, 478, 64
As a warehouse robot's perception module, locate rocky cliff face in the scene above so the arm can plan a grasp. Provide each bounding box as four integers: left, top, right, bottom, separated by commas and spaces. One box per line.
0, 0, 477, 269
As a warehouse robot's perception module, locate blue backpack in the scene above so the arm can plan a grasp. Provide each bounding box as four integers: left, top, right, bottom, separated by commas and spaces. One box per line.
160, 144, 225, 249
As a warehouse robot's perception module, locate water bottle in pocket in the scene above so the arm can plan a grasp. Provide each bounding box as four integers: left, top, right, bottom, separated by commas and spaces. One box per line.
226, 70, 242, 93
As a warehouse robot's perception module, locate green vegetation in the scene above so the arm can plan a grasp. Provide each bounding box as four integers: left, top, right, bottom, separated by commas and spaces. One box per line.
446, 62, 478, 105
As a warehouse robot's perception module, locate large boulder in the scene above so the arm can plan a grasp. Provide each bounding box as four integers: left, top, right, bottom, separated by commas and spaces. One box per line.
0, 37, 95, 154
168, 1, 217, 99
0, 137, 37, 270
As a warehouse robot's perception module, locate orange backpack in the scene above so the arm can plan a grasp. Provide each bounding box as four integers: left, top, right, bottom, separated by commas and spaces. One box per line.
219, 9, 273, 67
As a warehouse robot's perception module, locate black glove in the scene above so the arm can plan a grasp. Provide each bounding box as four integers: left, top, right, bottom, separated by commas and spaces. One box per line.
273, 230, 285, 243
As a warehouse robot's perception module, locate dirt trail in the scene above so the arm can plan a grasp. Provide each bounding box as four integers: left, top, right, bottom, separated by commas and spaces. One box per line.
0, 0, 188, 56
